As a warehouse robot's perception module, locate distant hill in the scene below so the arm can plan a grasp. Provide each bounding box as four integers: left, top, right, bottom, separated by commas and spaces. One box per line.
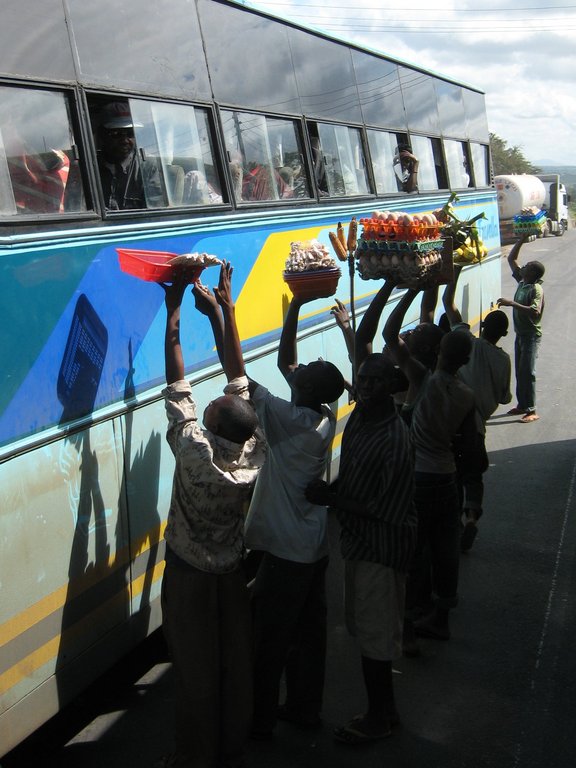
537, 166, 576, 187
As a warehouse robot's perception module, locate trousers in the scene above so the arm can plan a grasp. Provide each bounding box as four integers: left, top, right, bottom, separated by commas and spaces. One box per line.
514, 333, 541, 412
407, 472, 461, 612
161, 552, 253, 768
251, 552, 329, 732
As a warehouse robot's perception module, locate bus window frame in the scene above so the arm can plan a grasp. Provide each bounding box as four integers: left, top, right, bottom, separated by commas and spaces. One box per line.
443, 137, 474, 190
0, 81, 98, 226
305, 118, 374, 202
218, 106, 318, 208
86, 93, 231, 218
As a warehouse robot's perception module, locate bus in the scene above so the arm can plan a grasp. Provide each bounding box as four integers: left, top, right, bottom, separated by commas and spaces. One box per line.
0, 0, 501, 754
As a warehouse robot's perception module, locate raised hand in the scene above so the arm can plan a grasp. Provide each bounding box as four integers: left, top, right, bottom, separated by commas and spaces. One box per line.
192, 279, 219, 317
330, 298, 351, 331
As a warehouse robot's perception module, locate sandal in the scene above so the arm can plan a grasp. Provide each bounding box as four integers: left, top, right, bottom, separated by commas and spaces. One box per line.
507, 406, 526, 415
333, 714, 391, 745
520, 413, 539, 423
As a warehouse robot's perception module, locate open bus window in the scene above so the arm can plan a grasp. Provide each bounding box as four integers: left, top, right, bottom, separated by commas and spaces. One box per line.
88, 97, 223, 211
367, 129, 405, 194
470, 142, 490, 187
0, 86, 87, 217
444, 139, 473, 189
409, 135, 444, 191
221, 111, 311, 203
309, 122, 371, 198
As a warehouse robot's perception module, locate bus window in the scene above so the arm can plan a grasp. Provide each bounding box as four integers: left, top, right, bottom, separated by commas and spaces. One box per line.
309, 122, 370, 198
408, 136, 439, 191
444, 139, 473, 189
367, 129, 403, 194
89, 97, 223, 211
470, 143, 490, 187
0, 86, 87, 217
131, 100, 223, 207
221, 111, 311, 203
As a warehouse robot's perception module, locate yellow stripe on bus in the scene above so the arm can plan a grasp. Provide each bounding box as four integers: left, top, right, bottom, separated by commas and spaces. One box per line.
0, 562, 165, 696
0, 523, 166, 648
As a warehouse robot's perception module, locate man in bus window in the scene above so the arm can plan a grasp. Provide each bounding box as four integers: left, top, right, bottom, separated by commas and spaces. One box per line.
96, 101, 163, 210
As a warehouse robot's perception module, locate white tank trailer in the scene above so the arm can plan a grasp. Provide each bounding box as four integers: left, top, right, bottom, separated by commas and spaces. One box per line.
495, 173, 569, 242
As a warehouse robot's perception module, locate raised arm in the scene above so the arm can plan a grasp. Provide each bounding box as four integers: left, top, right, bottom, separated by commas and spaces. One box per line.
507, 234, 530, 276
331, 298, 355, 364
420, 285, 439, 325
192, 279, 224, 366
162, 277, 188, 385
441, 263, 464, 327
354, 279, 396, 373
277, 296, 306, 378
214, 261, 245, 381
382, 287, 428, 394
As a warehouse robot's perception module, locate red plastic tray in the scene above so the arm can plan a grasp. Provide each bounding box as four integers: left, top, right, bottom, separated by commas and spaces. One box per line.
117, 248, 203, 283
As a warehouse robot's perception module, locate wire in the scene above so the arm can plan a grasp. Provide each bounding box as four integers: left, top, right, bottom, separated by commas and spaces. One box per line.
252, 2, 576, 10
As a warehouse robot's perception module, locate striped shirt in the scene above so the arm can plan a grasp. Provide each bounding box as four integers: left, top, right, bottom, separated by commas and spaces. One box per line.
337, 405, 416, 572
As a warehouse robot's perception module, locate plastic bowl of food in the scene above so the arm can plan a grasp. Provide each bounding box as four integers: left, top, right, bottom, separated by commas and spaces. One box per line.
117, 248, 204, 283
283, 268, 341, 299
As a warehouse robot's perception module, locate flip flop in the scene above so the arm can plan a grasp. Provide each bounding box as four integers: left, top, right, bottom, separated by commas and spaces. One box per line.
333, 715, 391, 745
520, 413, 539, 423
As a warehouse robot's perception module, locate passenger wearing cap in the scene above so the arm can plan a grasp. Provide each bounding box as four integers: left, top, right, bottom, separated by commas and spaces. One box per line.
97, 101, 162, 210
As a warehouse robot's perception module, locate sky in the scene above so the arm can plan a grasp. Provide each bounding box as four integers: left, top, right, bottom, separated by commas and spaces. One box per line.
242, 0, 576, 166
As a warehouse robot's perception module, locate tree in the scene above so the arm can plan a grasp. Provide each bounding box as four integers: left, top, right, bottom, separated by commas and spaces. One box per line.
490, 133, 540, 175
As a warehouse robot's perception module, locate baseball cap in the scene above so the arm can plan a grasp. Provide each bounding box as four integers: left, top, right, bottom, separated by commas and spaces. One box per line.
101, 102, 142, 129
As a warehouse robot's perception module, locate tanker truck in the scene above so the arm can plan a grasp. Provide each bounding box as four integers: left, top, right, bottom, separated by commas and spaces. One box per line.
494, 173, 569, 243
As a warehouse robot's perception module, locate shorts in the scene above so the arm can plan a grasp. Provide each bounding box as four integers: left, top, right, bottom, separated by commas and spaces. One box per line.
344, 560, 406, 661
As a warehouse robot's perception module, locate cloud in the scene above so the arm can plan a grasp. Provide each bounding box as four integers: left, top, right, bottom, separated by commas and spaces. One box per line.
247, 0, 576, 164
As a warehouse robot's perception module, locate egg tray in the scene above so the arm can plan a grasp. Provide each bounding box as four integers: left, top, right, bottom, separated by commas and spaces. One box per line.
356, 252, 442, 283
356, 237, 445, 255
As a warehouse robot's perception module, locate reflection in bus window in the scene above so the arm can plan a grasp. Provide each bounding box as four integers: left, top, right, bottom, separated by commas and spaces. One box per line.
367, 130, 398, 194
445, 139, 473, 188
470, 142, 490, 187
0, 86, 87, 217
89, 97, 222, 211
310, 123, 370, 198
221, 111, 310, 203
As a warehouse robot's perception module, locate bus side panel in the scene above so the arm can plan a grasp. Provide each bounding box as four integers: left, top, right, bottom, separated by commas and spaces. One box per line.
121, 399, 173, 617
0, 419, 130, 753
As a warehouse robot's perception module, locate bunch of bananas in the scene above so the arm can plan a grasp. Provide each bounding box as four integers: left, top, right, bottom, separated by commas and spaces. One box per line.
433, 192, 487, 265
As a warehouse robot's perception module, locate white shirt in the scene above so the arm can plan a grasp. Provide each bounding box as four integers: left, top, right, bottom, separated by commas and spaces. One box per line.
244, 384, 336, 564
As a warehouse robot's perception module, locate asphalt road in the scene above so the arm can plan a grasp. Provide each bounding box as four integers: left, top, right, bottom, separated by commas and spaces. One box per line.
4, 229, 576, 768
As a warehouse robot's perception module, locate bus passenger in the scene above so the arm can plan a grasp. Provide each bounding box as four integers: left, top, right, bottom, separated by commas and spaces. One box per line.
4, 122, 67, 214
96, 101, 162, 210
159, 265, 265, 768
245, 294, 345, 740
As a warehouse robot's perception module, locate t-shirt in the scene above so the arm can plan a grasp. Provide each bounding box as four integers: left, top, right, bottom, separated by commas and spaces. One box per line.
411, 369, 476, 474
453, 323, 512, 433
163, 377, 265, 574
337, 405, 416, 573
512, 269, 545, 337
244, 384, 336, 564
